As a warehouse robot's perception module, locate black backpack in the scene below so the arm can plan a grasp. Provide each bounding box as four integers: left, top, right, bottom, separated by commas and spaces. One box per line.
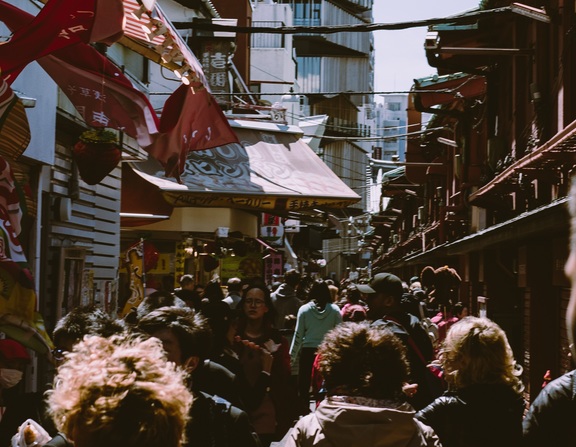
205, 394, 261, 447
372, 316, 445, 409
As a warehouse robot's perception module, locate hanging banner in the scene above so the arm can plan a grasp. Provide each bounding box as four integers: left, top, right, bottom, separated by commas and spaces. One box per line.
174, 239, 188, 288
120, 240, 145, 317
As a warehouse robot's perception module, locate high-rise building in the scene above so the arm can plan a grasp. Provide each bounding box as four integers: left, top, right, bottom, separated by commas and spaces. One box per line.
374, 94, 409, 161
276, 0, 375, 277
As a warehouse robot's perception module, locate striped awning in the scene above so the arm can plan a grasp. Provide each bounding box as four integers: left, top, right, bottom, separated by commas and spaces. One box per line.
121, 0, 208, 88
0, 80, 30, 161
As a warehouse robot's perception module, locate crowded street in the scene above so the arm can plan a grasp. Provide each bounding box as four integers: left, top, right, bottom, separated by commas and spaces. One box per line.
0, 0, 575, 446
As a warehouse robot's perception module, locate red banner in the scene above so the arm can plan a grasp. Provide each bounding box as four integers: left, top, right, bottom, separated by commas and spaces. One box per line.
0, 0, 124, 82
147, 83, 239, 180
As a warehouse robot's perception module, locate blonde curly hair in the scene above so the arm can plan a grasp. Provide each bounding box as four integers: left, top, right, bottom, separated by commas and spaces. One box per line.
46, 334, 192, 447
441, 317, 523, 394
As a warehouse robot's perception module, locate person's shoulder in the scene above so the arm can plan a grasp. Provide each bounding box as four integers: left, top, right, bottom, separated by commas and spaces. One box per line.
533, 370, 576, 404
205, 359, 236, 380
416, 393, 462, 420
43, 434, 73, 447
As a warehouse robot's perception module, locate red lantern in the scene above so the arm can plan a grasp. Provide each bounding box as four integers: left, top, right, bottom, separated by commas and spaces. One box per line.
126, 240, 159, 273
142, 241, 159, 273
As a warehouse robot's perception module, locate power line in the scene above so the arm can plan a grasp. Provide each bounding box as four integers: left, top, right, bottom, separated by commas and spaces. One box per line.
173, 7, 511, 34
151, 88, 465, 96
304, 126, 447, 141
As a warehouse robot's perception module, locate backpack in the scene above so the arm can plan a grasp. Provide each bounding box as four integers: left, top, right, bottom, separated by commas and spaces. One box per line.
207, 394, 233, 447
417, 302, 440, 348
206, 394, 261, 447
373, 316, 445, 408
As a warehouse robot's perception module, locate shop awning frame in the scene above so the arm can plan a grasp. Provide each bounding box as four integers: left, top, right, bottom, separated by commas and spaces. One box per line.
125, 119, 361, 214
469, 119, 576, 205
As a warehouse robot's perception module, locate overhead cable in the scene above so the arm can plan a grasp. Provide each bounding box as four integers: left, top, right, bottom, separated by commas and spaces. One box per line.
173, 7, 511, 34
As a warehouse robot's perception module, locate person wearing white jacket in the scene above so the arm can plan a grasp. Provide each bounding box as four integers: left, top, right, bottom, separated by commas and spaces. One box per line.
283, 322, 440, 447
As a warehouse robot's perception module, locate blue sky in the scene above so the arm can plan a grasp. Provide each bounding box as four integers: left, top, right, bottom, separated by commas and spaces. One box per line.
373, 1, 481, 93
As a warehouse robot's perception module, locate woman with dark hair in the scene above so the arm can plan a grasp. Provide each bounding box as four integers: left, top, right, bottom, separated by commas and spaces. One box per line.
235, 281, 293, 447
290, 279, 342, 411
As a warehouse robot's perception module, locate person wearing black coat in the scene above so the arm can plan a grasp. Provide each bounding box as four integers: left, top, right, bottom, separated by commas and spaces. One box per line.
523, 369, 576, 446
358, 273, 439, 410
415, 316, 525, 447
136, 306, 260, 447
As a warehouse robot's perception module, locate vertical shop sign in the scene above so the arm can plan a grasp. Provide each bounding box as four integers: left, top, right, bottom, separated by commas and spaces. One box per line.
120, 239, 145, 317
174, 239, 186, 288
200, 40, 232, 97
264, 253, 283, 285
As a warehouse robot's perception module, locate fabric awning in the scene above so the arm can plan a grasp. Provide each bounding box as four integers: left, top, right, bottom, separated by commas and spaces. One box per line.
413, 72, 487, 109
121, 0, 208, 87
126, 121, 361, 212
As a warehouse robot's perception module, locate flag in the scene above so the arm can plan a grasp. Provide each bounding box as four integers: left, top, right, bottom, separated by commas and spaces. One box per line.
147, 83, 239, 180
39, 50, 159, 147
0, 0, 124, 82
0, 2, 159, 147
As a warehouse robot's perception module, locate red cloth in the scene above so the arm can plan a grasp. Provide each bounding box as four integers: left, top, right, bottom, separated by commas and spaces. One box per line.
0, 1, 237, 182
147, 83, 239, 180
311, 353, 324, 408
0, 0, 124, 83
0, 339, 30, 361
39, 50, 159, 147
0, 2, 159, 147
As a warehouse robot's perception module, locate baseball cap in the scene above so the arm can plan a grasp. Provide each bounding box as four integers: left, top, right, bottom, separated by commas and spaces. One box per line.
356, 273, 403, 299
0, 339, 30, 361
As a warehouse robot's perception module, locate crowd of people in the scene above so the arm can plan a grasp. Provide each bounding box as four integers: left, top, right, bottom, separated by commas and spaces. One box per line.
4, 180, 576, 446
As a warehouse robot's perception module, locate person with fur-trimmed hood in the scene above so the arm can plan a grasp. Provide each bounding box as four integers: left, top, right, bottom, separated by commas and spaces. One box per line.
283, 322, 440, 447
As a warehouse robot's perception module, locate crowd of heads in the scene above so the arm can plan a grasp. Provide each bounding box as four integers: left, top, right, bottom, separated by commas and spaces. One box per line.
47, 334, 192, 447
16, 194, 576, 447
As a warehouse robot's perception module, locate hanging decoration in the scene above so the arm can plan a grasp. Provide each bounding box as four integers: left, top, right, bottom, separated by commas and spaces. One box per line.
0, 155, 52, 355
72, 129, 122, 185
120, 239, 159, 317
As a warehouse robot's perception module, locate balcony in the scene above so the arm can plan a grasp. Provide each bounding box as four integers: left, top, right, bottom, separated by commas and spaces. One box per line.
251, 21, 286, 48
292, 0, 371, 56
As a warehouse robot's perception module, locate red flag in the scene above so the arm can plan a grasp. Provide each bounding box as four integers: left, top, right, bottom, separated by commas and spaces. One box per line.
0, 2, 159, 147
0, 0, 124, 83
147, 83, 239, 180
39, 50, 159, 147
